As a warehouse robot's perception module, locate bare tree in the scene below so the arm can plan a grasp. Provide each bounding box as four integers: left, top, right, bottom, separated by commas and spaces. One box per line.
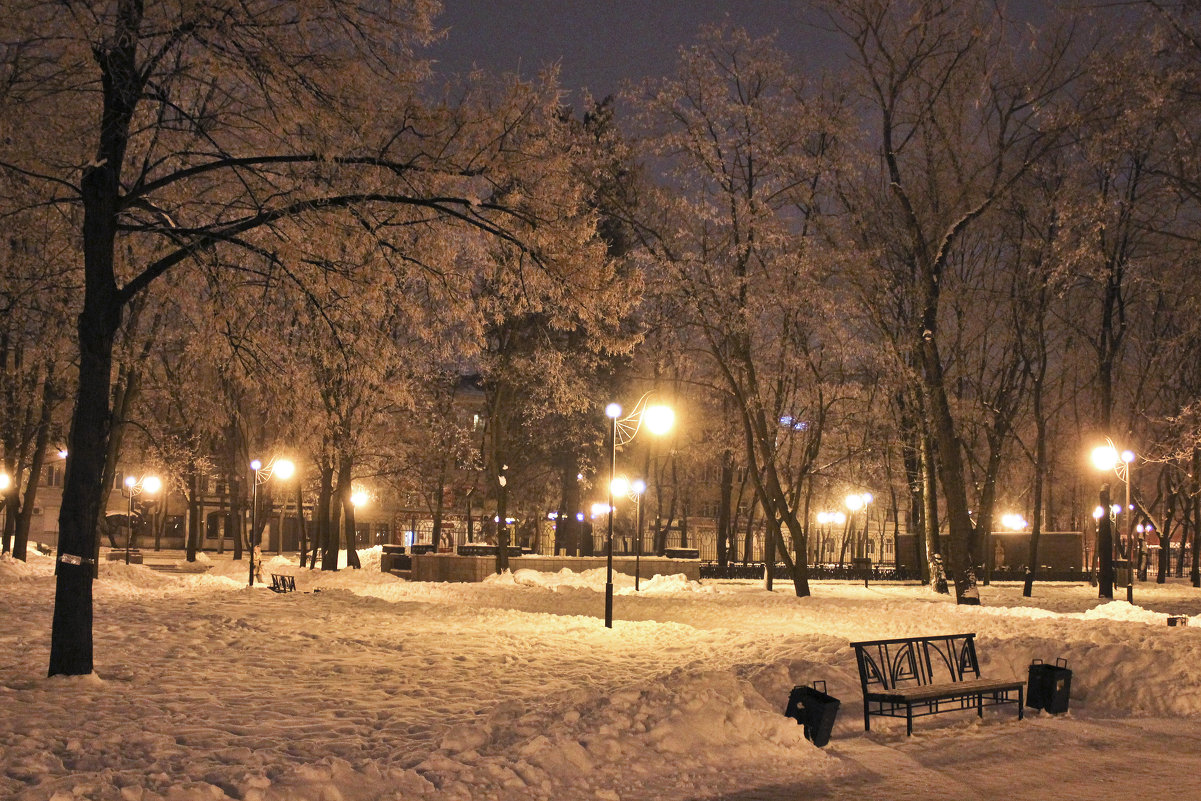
1, 1, 612, 676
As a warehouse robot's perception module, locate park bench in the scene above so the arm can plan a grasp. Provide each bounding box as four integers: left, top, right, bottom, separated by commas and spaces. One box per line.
851, 633, 1024, 736
270, 573, 296, 593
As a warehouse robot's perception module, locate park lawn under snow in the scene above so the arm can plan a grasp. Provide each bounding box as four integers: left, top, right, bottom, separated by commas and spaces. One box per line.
4, 548, 1201, 801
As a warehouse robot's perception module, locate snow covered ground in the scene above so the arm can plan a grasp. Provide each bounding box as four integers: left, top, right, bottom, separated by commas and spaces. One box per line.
4, 546, 1201, 801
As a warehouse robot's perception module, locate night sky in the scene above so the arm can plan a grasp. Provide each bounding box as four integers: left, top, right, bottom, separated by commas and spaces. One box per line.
427, 0, 836, 96
427, 0, 1054, 97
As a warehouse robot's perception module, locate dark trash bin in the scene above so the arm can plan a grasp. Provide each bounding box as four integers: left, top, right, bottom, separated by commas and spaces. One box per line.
1027, 658, 1072, 714
785, 681, 841, 747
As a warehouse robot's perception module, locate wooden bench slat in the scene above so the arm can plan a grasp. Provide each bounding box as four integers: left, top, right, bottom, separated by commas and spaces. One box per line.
867, 678, 1024, 703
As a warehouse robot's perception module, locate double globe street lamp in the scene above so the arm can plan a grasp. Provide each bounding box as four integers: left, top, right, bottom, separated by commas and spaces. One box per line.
122, 474, 161, 565
604, 396, 674, 627
249, 457, 295, 587
1091, 442, 1136, 602
610, 475, 649, 590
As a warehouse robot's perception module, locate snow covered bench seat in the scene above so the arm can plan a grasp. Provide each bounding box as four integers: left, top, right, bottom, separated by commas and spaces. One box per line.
851, 633, 1024, 736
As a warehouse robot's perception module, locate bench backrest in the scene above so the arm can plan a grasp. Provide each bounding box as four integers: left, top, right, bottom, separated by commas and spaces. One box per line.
851, 634, 982, 694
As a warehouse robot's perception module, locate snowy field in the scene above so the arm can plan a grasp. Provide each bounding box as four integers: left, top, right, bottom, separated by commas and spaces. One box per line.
4, 547, 1201, 801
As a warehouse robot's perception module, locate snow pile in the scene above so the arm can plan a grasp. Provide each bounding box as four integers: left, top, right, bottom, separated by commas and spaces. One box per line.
409, 669, 829, 801
0, 552, 49, 581
485, 566, 616, 590
629, 572, 714, 594
484, 566, 711, 596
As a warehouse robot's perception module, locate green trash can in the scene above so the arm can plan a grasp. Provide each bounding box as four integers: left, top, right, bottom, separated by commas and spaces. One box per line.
785, 681, 840, 747
1027, 658, 1071, 714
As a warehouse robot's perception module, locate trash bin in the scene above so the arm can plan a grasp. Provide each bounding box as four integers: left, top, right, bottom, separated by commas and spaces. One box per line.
785, 681, 841, 747
1027, 658, 1072, 714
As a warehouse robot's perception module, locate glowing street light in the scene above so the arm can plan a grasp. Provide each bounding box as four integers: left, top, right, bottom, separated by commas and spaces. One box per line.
845, 492, 872, 512
642, 405, 675, 436
1001, 513, 1028, 531
610, 476, 631, 498
122, 473, 160, 565
350, 488, 369, 508
603, 394, 675, 628
816, 511, 846, 527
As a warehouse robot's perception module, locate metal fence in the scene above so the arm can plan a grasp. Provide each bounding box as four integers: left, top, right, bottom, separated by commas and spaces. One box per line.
588, 528, 899, 566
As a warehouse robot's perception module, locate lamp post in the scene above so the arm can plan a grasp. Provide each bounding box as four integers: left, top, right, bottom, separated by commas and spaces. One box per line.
609, 475, 647, 589
632, 478, 646, 590
603, 395, 675, 628
249, 457, 295, 587
1092, 442, 1136, 603
122, 474, 161, 565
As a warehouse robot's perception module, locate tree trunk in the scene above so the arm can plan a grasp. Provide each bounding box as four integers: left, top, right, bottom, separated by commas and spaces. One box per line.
186, 468, 202, 562
764, 513, 776, 591
716, 448, 734, 566
920, 335, 979, 605
1192, 448, 1200, 588
338, 453, 361, 569
13, 379, 54, 560
317, 460, 337, 571
230, 473, 244, 561
743, 500, 757, 565
922, 433, 949, 593
50, 154, 129, 675
1099, 484, 1115, 599
296, 480, 310, 567
554, 456, 582, 555
1023, 405, 1047, 598
432, 473, 446, 550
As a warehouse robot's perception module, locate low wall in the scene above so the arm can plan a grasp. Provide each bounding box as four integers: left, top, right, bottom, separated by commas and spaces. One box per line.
410, 554, 700, 583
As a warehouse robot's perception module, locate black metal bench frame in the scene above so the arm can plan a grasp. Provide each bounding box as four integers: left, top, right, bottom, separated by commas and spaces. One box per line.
270, 573, 296, 593
851, 633, 1023, 736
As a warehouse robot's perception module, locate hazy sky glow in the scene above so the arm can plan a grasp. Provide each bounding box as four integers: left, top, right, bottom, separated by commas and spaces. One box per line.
427, 0, 1052, 96
428, 0, 830, 95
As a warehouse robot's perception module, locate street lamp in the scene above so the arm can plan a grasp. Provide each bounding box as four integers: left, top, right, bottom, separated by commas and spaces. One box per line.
604, 395, 675, 628
249, 457, 295, 587
1091, 442, 1136, 603
1001, 513, 1028, 531
122, 474, 161, 565
632, 478, 646, 590
610, 475, 648, 589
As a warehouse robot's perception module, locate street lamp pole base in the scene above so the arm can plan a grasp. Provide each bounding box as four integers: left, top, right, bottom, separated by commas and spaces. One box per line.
604, 582, 613, 628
